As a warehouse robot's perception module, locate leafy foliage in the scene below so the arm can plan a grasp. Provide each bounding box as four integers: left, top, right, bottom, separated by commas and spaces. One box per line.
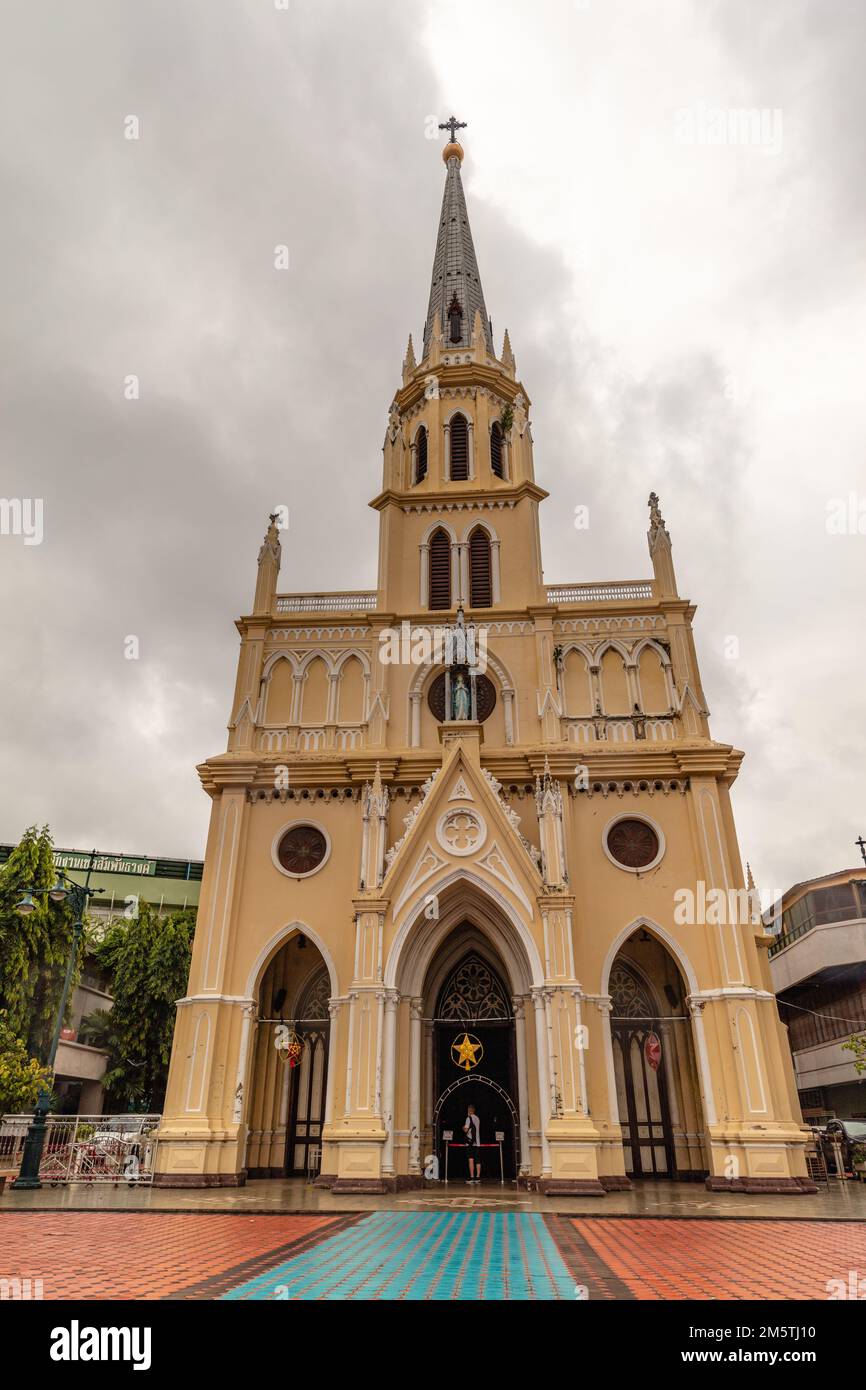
0, 827, 79, 1059
80, 901, 194, 1111
842, 1034, 866, 1075
0, 1011, 53, 1112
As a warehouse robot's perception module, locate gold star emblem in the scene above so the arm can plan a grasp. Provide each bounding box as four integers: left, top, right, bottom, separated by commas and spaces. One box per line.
451, 1032, 484, 1071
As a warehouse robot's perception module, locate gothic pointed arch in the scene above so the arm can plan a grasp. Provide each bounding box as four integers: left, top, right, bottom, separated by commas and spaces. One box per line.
428, 527, 452, 609
468, 525, 492, 607
448, 411, 469, 481
413, 424, 428, 484
490, 419, 504, 478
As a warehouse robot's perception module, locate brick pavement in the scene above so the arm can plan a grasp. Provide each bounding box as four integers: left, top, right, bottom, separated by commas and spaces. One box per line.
1, 1210, 863, 1301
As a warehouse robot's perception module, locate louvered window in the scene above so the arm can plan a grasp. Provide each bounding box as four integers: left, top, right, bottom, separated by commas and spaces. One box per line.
415, 427, 428, 484
429, 528, 452, 609
490, 422, 504, 478
469, 527, 492, 608
449, 414, 469, 481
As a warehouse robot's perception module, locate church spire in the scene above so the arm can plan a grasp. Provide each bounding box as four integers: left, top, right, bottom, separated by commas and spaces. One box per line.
647, 491, 678, 599
253, 511, 282, 615
422, 118, 494, 360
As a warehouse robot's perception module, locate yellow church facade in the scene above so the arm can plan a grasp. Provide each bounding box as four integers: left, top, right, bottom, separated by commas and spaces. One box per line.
156, 131, 812, 1196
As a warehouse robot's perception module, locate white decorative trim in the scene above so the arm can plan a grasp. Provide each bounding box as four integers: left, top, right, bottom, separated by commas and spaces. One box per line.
244, 921, 340, 1000
448, 775, 473, 802
392, 842, 448, 917
267, 626, 370, 641
477, 841, 533, 915
436, 807, 487, 858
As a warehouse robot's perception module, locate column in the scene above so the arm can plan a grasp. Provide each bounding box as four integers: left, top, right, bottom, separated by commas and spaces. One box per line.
424, 1021, 434, 1131
381, 989, 400, 1176
512, 995, 531, 1175
326, 671, 340, 723
419, 544, 430, 608
408, 997, 423, 1174
324, 999, 342, 1125
491, 539, 501, 602
503, 689, 515, 745
410, 691, 422, 747
453, 540, 464, 603
531, 987, 552, 1175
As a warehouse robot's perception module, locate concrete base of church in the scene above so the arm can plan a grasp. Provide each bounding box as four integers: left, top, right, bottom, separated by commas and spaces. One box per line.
153, 1172, 247, 1188
154, 1127, 248, 1187
540, 1179, 607, 1196
705, 1176, 818, 1195
599, 1175, 634, 1192
330, 1178, 391, 1194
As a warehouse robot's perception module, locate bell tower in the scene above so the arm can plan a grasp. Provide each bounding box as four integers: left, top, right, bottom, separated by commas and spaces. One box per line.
371, 120, 548, 616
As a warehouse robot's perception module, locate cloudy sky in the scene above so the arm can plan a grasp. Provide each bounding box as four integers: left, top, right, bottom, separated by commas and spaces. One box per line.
1, 0, 863, 894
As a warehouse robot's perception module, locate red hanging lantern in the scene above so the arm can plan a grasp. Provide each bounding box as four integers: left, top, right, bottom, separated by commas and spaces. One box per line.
644, 1032, 662, 1072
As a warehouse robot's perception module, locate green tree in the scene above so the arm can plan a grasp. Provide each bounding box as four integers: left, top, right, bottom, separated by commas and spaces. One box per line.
80, 901, 194, 1111
0, 827, 78, 1059
842, 1035, 866, 1074
0, 1011, 53, 1112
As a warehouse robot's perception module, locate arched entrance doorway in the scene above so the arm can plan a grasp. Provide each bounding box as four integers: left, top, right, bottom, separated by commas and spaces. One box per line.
426, 939, 519, 1181
433, 1075, 518, 1182
246, 934, 331, 1179
608, 931, 707, 1180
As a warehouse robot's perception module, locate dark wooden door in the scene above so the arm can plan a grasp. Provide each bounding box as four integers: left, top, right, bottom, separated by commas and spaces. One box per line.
612, 1025, 674, 1178
286, 1028, 328, 1176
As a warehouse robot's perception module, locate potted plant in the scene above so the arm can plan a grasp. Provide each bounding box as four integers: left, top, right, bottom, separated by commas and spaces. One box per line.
852, 1142, 866, 1180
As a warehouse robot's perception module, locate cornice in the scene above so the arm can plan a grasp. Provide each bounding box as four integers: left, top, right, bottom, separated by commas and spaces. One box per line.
394, 363, 531, 414
368, 480, 548, 513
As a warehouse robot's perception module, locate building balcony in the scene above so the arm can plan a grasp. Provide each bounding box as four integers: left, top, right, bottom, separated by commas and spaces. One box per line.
790, 1035, 864, 1092
769, 914, 866, 992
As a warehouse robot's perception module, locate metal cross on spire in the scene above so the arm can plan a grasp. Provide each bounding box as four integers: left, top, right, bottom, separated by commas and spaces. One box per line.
439, 115, 467, 144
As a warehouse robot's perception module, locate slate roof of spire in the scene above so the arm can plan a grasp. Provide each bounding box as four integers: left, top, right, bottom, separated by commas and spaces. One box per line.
422, 150, 494, 359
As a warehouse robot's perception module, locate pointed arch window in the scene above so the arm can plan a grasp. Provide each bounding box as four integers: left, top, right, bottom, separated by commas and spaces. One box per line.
436, 953, 511, 1022
428, 528, 452, 609
469, 526, 492, 608
490, 421, 504, 478
449, 413, 469, 481
414, 426, 428, 485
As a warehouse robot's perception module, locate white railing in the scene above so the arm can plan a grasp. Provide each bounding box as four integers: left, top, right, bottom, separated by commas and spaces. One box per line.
546, 582, 653, 603
275, 592, 378, 613
0, 1113, 160, 1185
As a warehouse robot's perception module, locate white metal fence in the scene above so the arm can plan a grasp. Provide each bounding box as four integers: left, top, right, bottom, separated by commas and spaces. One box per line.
0, 1113, 160, 1185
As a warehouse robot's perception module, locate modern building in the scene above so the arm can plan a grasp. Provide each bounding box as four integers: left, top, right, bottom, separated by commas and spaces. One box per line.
0, 844, 203, 1112
769, 867, 866, 1125
156, 126, 812, 1194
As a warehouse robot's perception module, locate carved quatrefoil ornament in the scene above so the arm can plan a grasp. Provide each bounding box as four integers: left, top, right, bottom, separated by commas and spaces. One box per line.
436, 807, 487, 858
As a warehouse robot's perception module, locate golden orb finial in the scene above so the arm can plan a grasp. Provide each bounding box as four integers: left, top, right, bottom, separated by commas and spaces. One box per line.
442, 140, 464, 163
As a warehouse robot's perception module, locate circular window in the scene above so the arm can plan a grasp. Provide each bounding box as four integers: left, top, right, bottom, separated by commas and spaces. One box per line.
275, 824, 328, 878
427, 672, 497, 723
436, 807, 487, 858
604, 817, 662, 872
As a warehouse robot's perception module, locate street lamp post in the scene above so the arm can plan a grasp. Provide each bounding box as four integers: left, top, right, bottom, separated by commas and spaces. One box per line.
11, 849, 102, 1190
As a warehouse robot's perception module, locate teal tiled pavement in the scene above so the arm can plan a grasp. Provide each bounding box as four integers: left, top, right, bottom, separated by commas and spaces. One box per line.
221, 1211, 576, 1301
